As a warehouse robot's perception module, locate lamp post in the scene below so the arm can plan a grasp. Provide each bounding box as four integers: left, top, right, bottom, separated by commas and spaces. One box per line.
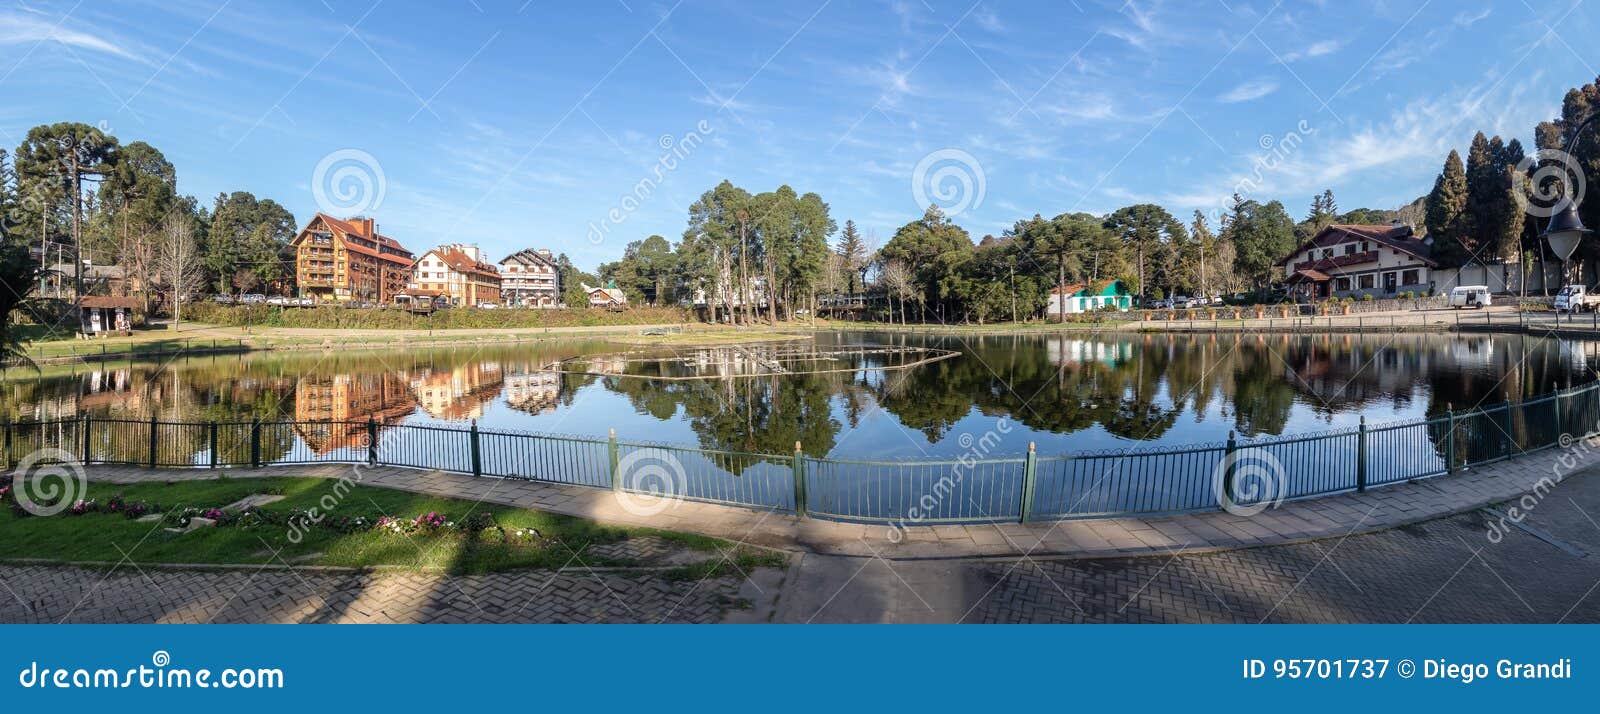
1540, 115, 1597, 291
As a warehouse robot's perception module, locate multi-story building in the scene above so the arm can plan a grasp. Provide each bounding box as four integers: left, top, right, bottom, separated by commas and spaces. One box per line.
1278, 222, 1437, 300
290, 214, 415, 303
497, 248, 561, 307
411, 244, 502, 307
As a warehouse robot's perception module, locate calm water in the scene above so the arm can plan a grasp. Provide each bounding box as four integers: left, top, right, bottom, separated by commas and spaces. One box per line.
3, 331, 1592, 461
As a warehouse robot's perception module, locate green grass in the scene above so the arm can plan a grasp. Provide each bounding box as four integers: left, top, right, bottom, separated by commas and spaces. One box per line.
0, 477, 758, 574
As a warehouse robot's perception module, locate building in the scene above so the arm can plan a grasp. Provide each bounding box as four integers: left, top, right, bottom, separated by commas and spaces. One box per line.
581, 282, 627, 309
1277, 223, 1436, 300
498, 248, 561, 308
290, 214, 415, 304
411, 244, 502, 307
1047, 279, 1134, 315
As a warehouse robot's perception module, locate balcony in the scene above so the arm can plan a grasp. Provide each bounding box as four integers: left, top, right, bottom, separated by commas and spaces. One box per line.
1292, 250, 1378, 273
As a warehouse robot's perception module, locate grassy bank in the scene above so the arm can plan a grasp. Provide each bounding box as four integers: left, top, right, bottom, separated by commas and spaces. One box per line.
184, 302, 692, 330
0, 477, 783, 574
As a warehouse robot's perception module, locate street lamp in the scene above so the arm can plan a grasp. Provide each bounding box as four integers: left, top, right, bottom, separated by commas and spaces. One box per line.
1542, 198, 1590, 289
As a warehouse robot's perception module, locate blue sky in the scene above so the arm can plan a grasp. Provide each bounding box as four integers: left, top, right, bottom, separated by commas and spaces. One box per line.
2, 0, 1596, 271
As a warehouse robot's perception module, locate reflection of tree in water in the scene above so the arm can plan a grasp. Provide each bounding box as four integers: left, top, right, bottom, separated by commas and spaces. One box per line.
606, 371, 840, 462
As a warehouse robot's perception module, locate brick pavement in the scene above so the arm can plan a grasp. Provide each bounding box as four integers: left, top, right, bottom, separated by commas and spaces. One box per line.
0, 562, 758, 624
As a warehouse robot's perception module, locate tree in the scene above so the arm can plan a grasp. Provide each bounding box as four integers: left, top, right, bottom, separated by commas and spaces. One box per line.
836, 219, 868, 293
97, 141, 175, 307
1013, 212, 1105, 322
1425, 150, 1470, 268
683, 181, 758, 323
1296, 189, 1339, 241
1104, 204, 1187, 297
877, 205, 973, 322
13, 123, 120, 295
1191, 211, 1234, 299
205, 191, 296, 295
156, 211, 205, 330
1223, 195, 1295, 291
555, 253, 598, 307
0, 238, 41, 367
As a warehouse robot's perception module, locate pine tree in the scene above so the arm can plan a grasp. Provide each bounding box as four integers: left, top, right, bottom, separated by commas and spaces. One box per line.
1425, 150, 1469, 268
836, 219, 867, 293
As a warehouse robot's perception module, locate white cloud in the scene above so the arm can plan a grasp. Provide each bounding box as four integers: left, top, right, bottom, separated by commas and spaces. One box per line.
973, 7, 1003, 32
0, 13, 141, 62
1454, 8, 1492, 26
1281, 39, 1343, 63
1218, 80, 1279, 103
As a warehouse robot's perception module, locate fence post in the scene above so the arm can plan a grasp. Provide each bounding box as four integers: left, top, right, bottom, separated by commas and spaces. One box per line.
1555, 388, 1564, 447
1019, 441, 1038, 523
366, 416, 378, 466
79, 415, 91, 465
250, 418, 262, 468
1499, 404, 1513, 458
792, 441, 808, 518
2, 417, 11, 471
607, 428, 621, 491
208, 420, 219, 469
147, 413, 159, 468
1221, 431, 1237, 508
1445, 403, 1457, 473
1356, 416, 1368, 491
470, 419, 483, 478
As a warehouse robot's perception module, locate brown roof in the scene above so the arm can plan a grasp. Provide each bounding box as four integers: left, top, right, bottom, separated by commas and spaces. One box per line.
1276, 224, 1436, 267
1286, 269, 1331, 283
77, 296, 141, 309
426, 247, 500, 280
297, 213, 415, 266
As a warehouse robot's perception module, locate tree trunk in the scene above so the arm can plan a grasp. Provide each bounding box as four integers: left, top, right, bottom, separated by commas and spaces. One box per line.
1057, 254, 1066, 324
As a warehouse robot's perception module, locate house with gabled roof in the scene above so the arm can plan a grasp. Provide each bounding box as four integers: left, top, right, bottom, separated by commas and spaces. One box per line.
498, 248, 560, 308
411, 244, 502, 307
1047, 279, 1134, 316
1276, 222, 1437, 300
290, 213, 416, 303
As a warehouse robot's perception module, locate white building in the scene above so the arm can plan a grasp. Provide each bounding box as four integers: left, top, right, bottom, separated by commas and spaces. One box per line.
1278, 223, 1437, 300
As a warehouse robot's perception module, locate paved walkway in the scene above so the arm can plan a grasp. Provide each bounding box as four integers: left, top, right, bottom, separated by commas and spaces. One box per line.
71, 443, 1584, 560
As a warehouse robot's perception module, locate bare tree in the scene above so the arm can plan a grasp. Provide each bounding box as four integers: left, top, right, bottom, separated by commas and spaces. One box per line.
156, 216, 204, 330
877, 259, 915, 326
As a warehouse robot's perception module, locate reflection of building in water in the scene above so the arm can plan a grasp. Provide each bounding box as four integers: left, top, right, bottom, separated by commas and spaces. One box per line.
1272, 334, 1464, 409
409, 362, 504, 420
504, 371, 560, 415
293, 373, 417, 454
1046, 339, 1133, 366
76, 369, 145, 415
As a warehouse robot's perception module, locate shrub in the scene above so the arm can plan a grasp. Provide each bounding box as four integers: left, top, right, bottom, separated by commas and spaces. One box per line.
1361, 294, 1374, 301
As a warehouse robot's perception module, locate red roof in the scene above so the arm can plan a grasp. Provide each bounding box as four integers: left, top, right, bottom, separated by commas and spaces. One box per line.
296, 213, 415, 266
424, 247, 500, 280
1276, 224, 1436, 267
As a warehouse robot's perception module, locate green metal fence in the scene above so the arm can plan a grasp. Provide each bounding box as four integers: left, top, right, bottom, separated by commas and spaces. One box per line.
4, 379, 1597, 525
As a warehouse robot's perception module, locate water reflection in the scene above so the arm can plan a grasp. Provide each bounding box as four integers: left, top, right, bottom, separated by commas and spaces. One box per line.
3, 332, 1591, 460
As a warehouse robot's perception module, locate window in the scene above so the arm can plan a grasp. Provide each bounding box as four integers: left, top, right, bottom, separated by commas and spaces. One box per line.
1336, 277, 1351, 291
1358, 274, 1374, 290
1322, 249, 1334, 258
1401, 269, 1420, 286
1344, 244, 1357, 255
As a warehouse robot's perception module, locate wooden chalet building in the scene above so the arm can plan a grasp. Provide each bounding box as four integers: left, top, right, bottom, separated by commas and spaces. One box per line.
290, 214, 415, 303
411, 244, 502, 308
498, 248, 560, 308
1277, 223, 1437, 300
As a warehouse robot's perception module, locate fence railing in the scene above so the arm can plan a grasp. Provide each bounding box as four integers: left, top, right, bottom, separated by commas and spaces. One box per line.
5, 380, 1597, 525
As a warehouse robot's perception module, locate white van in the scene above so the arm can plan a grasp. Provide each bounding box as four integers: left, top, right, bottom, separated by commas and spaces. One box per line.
1448, 286, 1491, 309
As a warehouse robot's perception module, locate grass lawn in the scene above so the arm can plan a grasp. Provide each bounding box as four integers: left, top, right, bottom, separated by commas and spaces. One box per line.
0, 477, 784, 575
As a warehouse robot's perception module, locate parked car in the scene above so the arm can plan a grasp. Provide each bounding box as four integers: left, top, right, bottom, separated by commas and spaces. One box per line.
214, 295, 234, 304
296, 297, 314, 306
477, 302, 499, 309
241, 293, 267, 304
266, 296, 289, 306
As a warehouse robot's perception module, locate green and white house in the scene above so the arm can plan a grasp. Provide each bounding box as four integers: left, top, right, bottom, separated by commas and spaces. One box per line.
1047, 279, 1134, 316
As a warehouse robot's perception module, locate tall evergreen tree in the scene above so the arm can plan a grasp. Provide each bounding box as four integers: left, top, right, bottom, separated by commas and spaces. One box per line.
836, 219, 867, 293
1425, 149, 1470, 268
